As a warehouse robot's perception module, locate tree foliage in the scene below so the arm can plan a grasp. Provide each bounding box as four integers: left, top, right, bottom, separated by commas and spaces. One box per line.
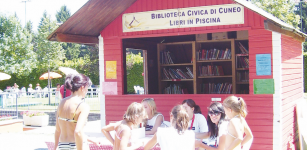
0, 14, 37, 76
56, 5, 71, 23
36, 12, 64, 70
251, 0, 300, 28
126, 52, 144, 93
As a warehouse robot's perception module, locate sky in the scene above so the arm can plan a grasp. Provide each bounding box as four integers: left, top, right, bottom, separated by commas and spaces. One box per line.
0, 0, 89, 31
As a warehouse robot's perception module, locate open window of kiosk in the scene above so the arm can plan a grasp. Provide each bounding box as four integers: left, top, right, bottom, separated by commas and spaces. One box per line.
122, 31, 249, 94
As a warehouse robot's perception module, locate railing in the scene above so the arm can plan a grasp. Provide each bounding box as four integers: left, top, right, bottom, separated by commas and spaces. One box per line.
0, 88, 100, 121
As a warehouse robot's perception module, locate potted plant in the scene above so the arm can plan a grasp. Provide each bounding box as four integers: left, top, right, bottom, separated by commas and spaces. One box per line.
21, 111, 49, 127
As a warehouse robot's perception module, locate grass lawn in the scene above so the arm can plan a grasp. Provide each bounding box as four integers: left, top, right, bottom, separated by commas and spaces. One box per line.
2, 95, 100, 113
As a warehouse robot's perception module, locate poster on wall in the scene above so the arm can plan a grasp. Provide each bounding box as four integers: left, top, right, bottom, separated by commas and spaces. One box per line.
106, 61, 117, 79
101, 82, 117, 95
123, 4, 244, 32
256, 54, 271, 76
253, 79, 274, 94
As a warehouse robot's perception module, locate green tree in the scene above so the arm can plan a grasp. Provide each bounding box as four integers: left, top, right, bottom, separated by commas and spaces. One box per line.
126, 52, 144, 93
55, 6, 80, 60
0, 14, 37, 76
251, 0, 300, 28
25, 20, 33, 34
56, 5, 71, 23
36, 12, 64, 72
295, 1, 307, 52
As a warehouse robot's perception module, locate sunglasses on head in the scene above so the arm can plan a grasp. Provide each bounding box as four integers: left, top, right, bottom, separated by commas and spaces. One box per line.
208, 110, 221, 116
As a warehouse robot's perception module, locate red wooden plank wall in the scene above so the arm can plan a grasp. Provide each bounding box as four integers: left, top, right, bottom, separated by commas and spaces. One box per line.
281, 35, 303, 150
100, 0, 273, 149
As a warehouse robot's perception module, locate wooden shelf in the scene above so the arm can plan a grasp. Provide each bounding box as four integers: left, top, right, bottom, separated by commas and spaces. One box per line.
236, 68, 249, 70
161, 63, 193, 66
198, 75, 232, 78
197, 59, 232, 63
237, 82, 249, 84
235, 38, 249, 40
161, 79, 193, 81
236, 54, 249, 56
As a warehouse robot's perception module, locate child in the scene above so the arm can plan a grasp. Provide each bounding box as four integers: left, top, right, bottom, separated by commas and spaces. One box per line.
101, 102, 147, 150
141, 98, 164, 135
195, 102, 228, 150
144, 105, 195, 150
222, 96, 253, 150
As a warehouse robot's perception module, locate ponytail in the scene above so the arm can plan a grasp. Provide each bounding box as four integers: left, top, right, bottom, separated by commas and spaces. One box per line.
223, 96, 248, 118
182, 99, 202, 114
171, 105, 189, 134
194, 105, 202, 114
238, 97, 247, 118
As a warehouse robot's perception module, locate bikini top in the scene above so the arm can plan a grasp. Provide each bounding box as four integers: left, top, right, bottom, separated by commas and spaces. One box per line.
115, 125, 133, 141
58, 102, 83, 123
227, 115, 240, 139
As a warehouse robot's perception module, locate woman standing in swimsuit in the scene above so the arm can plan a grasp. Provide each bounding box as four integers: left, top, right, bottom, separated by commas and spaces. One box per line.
55, 74, 99, 150
101, 102, 147, 150
223, 96, 253, 150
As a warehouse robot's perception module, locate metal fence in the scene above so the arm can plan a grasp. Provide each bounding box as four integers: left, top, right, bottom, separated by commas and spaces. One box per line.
0, 88, 100, 121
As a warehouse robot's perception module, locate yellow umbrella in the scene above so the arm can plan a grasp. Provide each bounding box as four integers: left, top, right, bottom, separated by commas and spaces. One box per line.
39, 72, 62, 80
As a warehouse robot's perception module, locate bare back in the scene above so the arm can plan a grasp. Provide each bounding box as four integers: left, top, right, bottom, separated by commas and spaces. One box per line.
225, 116, 244, 150
113, 120, 132, 150
56, 96, 88, 143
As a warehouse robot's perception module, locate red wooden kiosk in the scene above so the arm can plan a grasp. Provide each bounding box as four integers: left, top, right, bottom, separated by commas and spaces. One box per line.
48, 0, 306, 149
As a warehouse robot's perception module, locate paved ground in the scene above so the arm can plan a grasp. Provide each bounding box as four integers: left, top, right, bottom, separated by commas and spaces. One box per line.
0, 120, 110, 150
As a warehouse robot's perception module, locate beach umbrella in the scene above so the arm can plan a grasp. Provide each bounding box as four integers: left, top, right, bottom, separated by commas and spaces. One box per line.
39, 72, 62, 80
59, 67, 79, 75
0, 72, 11, 81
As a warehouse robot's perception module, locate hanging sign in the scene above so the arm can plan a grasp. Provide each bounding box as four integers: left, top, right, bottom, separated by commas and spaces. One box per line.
106, 61, 117, 79
123, 4, 244, 32
256, 54, 271, 76
253, 79, 274, 94
102, 82, 117, 95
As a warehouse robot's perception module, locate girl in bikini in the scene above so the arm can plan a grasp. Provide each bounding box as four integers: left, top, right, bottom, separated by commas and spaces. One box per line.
55, 74, 101, 150
223, 96, 253, 150
101, 102, 147, 150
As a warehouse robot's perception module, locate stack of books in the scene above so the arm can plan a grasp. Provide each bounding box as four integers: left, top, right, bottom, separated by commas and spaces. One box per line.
163, 84, 188, 94
162, 67, 193, 79
237, 71, 249, 82
196, 48, 231, 60
200, 83, 232, 94
198, 65, 224, 76
160, 50, 176, 64
238, 42, 249, 54
237, 57, 249, 68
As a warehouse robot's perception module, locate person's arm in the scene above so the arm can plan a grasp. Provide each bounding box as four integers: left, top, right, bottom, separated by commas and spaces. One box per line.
145, 115, 163, 135
195, 132, 210, 139
225, 120, 243, 150
87, 137, 102, 147
54, 107, 61, 149
74, 103, 90, 150
144, 133, 158, 150
101, 121, 121, 145
241, 119, 253, 149
197, 134, 226, 150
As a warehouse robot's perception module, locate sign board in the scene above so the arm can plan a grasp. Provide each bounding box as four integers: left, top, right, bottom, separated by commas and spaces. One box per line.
256, 54, 271, 76
101, 82, 117, 95
106, 61, 117, 79
123, 4, 244, 32
253, 79, 274, 94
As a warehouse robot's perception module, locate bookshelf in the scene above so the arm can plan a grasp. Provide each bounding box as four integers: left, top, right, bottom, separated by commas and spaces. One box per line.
235, 39, 249, 94
157, 41, 195, 94
195, 39, 235, 94
157, 39, 249, 94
